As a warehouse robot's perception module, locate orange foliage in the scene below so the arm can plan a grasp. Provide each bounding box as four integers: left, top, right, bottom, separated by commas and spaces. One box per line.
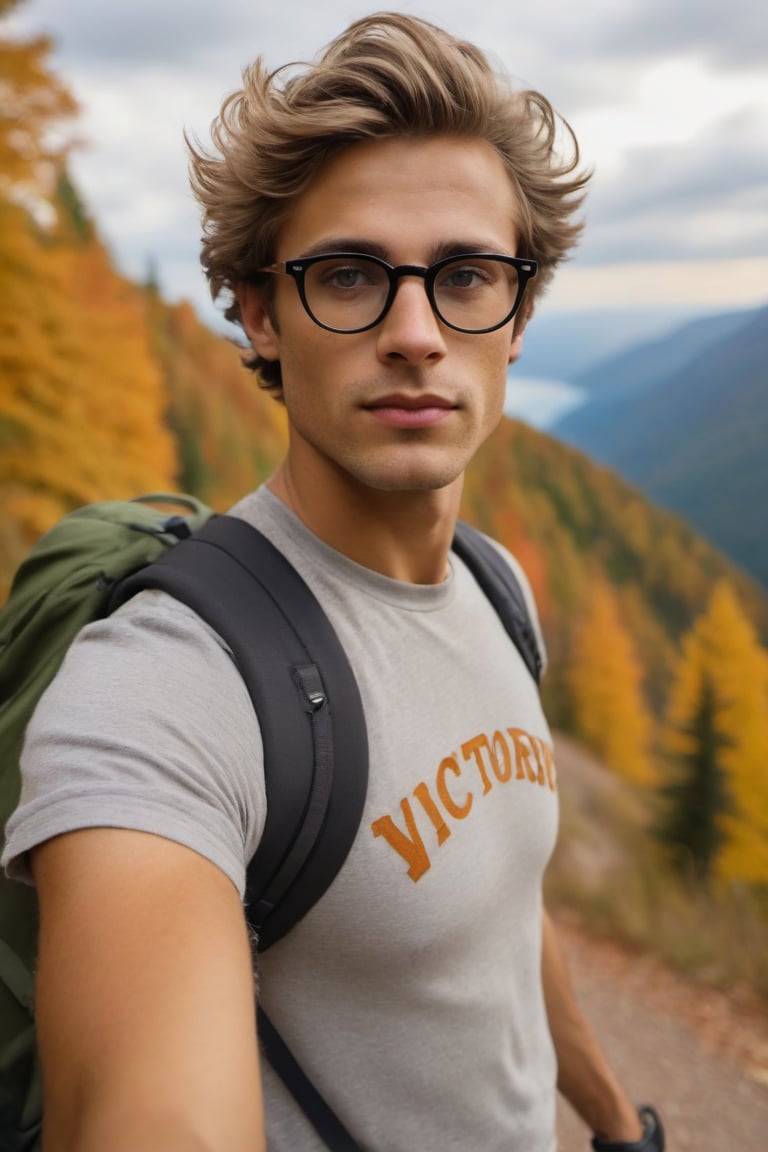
0, 11, 176, 592
0, 212, 177, 557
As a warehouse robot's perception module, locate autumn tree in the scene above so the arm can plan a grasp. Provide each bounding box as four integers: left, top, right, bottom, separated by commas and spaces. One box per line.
661, 581, 768, 887
0, 8, 178, 594
565, 578, 653, 784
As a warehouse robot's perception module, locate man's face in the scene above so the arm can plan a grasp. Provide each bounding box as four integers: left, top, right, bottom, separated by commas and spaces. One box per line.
239, 135, 528, 496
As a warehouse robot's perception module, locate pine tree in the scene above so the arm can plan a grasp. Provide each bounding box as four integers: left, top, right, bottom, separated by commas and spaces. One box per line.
655, 675, 730, 884
661, 581, 768, 887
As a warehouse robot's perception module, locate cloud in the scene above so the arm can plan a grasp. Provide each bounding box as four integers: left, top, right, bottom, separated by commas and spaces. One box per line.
13, 0, 328, 67
577, 103, 768, 263
596, 0, 768, 68
7, 0, 768, 318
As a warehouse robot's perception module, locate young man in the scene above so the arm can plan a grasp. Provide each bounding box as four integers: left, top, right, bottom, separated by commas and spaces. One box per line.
3, 14, 659, 1152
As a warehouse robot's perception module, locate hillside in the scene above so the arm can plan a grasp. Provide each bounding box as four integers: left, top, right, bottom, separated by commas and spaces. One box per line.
462, 418, 768, 722
553, 305, 768, 585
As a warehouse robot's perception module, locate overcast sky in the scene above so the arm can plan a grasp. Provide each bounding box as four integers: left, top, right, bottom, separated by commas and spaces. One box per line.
8, 0, 768, 336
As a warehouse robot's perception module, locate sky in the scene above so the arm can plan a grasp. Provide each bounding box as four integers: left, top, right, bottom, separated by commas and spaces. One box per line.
7, 0, 768, 352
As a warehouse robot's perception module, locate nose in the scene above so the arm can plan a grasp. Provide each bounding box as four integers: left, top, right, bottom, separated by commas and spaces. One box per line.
376, 275, 448, 365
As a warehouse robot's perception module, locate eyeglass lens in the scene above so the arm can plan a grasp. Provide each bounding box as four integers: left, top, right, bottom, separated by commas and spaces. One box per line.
302, 255, 522, 333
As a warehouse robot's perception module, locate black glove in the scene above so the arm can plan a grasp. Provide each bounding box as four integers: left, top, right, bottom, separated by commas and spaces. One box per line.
591, 1105, 665, 1152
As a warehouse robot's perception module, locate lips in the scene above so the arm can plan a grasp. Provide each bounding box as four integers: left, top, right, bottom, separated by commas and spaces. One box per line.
366, 393, 456, 410
363, 393, 458, 429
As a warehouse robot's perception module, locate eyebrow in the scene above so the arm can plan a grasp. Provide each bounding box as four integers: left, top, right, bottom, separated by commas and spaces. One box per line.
295, 237, 516, 263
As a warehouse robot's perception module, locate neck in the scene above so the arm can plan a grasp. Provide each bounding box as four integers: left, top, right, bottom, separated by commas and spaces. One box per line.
267, 460, 462, 585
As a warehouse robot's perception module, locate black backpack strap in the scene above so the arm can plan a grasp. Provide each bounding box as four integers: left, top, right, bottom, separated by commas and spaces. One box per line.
111, 514, 369, 951
258, 1007, 367, 1151
112, 514, 370, 1150
451, 520, 543, 685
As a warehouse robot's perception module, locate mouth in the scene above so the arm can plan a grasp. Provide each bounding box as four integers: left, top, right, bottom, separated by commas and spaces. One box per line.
363, 393, 458, 429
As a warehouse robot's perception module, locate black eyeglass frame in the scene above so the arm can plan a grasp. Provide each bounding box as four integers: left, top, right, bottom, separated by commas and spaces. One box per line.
255, 251, 538, 335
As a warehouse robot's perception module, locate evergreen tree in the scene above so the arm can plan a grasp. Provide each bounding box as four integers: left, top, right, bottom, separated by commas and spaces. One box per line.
55, 167, 93, 244
662, 582, 768, 886
655, 675, 730, 884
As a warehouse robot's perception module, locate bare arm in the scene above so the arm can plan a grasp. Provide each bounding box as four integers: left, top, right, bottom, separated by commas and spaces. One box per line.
32, 828, 265, 1152
542, 908, 643, 1143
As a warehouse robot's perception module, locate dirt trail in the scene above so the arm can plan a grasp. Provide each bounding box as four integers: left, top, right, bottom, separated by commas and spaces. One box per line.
551, 733, 768, 1151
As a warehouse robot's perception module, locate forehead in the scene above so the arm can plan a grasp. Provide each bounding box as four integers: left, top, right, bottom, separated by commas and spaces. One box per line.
275, 135, 522, 259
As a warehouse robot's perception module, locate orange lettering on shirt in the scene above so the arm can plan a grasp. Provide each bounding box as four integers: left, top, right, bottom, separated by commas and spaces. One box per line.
436, 755, 473, 819
507, 728, 537, 782
414, 781, 451, 844
491, 730, 512, 783
461, 733, 493, 795
527, 735, 546, 786
539, 739, 557, 791
371, 798, 431, 882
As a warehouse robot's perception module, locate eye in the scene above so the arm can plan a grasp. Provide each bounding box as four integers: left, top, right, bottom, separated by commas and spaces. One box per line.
316, 260, 380, 290
438, 263, 493, 290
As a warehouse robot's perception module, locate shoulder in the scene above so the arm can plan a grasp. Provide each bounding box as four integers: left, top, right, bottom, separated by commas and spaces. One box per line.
42, 587, 246, 715
5, 588, 265, 893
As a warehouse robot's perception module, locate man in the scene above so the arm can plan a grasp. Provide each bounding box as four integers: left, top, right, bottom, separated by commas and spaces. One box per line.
3, 13, 658, 1151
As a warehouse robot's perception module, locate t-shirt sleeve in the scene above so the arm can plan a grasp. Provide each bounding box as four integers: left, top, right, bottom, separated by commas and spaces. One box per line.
2, 590, 266, 898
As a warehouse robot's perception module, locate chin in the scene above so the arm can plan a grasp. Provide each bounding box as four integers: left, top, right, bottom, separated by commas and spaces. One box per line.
354, 464, 464, 493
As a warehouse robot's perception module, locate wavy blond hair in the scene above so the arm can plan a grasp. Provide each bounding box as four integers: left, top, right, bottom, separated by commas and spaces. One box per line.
187, 11, 590, 390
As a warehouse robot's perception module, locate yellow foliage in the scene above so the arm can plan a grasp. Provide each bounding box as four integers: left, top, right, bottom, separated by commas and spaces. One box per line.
664, 581, 768, 885
565, 579, 654, 784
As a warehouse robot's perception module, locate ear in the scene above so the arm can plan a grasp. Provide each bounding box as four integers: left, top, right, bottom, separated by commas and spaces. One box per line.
508, 304, 533, 366
236, 282, 280, 361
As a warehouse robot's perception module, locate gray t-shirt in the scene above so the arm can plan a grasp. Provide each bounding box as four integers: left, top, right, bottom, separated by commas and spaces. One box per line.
4, 487, 559, 1152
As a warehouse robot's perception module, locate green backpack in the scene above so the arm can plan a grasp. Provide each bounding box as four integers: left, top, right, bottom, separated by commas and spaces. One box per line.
0, 493, 541, 1152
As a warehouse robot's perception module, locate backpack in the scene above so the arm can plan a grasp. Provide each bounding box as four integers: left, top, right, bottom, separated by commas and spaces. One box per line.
0, 493, 542, 1152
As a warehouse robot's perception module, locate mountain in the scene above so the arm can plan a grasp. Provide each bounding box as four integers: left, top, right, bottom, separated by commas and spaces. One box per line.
552, 305, 768, 585
571, 309, 757, 400
514, 305, 721, 382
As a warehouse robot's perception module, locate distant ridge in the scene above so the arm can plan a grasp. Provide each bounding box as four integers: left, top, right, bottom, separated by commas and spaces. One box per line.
572, 309, 756, 400
514, 306, 725, 382
552, 305, 768, 585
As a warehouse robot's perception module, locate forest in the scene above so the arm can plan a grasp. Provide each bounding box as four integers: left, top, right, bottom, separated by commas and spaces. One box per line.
2, 0, 768, 964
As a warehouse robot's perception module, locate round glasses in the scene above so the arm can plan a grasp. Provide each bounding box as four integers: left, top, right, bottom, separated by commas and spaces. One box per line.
256, 251, 537, 334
